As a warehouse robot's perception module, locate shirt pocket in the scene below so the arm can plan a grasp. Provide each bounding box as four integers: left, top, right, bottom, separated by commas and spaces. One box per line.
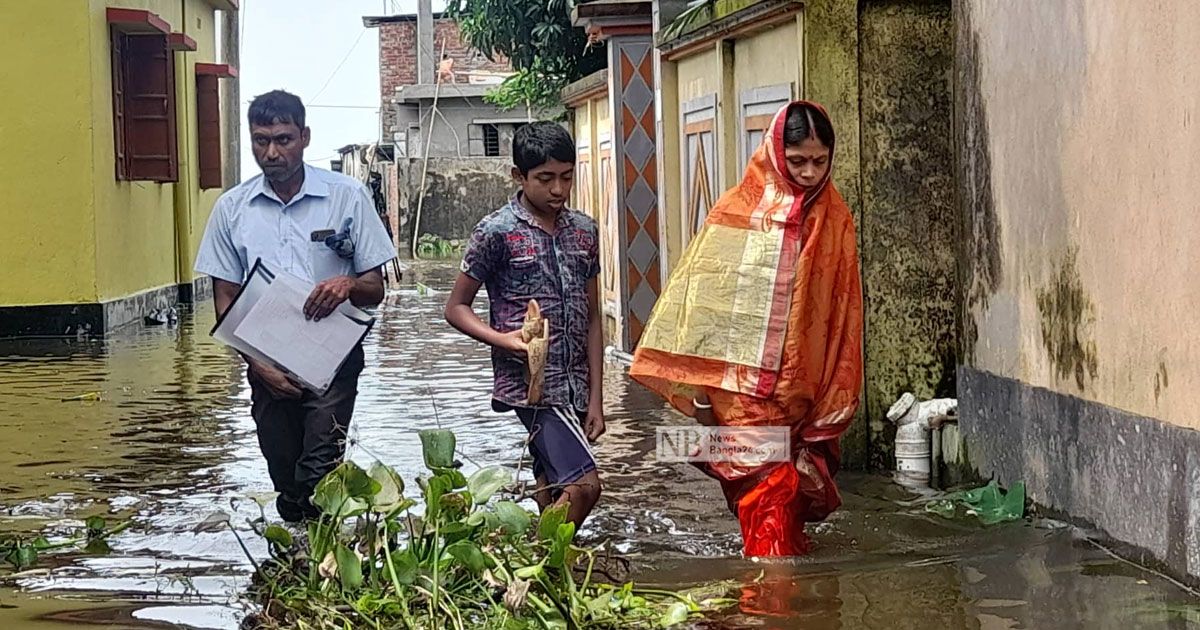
504, 254, 543, 298
308, 241, 348, 283
562, 248, 596, 288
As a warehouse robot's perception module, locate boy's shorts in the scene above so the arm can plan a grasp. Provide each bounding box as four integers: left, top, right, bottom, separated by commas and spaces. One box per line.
510, 406, 597, 497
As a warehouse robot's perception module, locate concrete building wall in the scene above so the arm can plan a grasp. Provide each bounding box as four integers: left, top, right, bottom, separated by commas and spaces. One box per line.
376, 17, 510, 139
858, 0, 956, 468
0, 0, 231, 335
393, 157, 515, 251
88, 0, 223, 305
0, 0, 99, 306
409, 97, 527, 158
731, 20, 802, 103
957, 0, 1200, 582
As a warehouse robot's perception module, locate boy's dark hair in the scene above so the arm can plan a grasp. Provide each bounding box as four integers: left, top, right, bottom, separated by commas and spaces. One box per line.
513, 122, 576, 175
783, 103, 835, 151
248, 90, 306, 129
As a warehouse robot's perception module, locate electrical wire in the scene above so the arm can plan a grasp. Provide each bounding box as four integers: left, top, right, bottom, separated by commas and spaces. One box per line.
310, 28, 369, 104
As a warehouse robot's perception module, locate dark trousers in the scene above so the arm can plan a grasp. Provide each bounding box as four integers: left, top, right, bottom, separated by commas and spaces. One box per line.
249, 346, 364, 522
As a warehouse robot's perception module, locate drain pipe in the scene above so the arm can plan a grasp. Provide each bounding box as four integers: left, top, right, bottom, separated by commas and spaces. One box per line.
887, 393, 957, 488
605, 346, 634, 368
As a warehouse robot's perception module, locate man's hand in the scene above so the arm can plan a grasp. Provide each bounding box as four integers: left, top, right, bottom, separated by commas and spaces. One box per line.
304, 275, 356, 321
498, 329, 529, 357
250, 361, 303, 400
584, 400, 606, 442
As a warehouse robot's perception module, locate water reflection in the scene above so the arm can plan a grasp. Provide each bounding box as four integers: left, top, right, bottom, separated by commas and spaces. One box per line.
0, 263, 1196, 629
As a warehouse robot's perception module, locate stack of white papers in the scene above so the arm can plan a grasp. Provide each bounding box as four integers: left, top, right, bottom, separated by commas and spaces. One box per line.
211, 259, 374, 395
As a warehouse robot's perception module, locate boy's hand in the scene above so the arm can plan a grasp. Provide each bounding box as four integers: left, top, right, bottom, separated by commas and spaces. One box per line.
497, 329, 529, 357
584, 401, 606, 442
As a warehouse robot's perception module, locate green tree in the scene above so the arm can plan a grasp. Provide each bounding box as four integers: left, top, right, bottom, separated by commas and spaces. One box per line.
445, 0, 607, 110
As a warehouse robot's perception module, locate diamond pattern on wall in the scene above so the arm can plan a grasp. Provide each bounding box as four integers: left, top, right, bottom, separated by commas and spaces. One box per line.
613, 40, 661, 348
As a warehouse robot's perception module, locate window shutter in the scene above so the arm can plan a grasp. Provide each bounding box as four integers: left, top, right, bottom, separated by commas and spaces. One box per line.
196, 74, 222, 189
110, 30, 128, 180
124, 34, 178, 182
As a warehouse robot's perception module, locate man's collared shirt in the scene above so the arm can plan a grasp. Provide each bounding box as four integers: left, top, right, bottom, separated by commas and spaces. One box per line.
461, 195, 601, 412
195, 164, 396, 284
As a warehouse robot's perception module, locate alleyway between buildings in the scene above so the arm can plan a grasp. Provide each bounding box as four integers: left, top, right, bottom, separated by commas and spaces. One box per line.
0, 264, 1195, 629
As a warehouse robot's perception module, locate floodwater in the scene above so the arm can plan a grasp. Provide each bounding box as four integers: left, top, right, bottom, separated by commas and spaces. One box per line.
0, 263, 1197, 629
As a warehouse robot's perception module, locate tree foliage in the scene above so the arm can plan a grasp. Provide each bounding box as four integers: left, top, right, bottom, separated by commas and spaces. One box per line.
444, 0, 607, 110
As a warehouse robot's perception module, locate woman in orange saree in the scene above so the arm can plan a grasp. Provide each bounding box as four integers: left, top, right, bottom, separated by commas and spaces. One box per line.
630, 101, 863, 556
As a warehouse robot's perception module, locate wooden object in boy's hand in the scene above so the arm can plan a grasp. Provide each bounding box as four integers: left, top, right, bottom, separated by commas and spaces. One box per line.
521, 300, 549, 404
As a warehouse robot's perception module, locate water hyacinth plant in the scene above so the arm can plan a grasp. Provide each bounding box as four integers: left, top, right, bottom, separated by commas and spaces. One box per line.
237, 428, 735, 629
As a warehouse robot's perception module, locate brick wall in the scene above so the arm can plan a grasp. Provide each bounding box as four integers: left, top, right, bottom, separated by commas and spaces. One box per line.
378, 18, 510, 138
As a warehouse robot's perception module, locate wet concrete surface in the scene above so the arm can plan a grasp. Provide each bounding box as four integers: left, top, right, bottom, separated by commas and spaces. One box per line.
0, 263, 1197, 629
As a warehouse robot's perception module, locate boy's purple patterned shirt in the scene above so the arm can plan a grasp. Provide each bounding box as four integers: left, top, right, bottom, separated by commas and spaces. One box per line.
460, 196, 601, 412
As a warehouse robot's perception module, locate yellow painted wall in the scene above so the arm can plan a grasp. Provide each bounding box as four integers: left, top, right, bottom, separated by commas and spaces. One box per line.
572, 102, 595, 217
0, 1, 99, 305
733, 21, 801, 98
675, 48, 720, 104
89, 0, 222, 302
175, 0, 224, 288
656, 58, 683, 273
964, 0, 1200, 429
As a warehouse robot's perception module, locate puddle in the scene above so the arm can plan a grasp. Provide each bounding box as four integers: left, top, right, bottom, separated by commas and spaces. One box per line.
0, 262, 1195, 629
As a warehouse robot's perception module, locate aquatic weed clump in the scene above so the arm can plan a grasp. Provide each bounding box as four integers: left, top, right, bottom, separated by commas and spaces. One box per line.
236, 429, 735, 629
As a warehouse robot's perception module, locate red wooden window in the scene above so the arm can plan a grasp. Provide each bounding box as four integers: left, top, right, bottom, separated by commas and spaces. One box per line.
196, 74, 222, 189
110, 30, 179, 182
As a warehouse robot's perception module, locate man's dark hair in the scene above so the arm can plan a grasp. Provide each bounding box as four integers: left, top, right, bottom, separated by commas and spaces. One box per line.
783, 103, 835, 150
513, 122, 576, 175
248, 90, 306, 129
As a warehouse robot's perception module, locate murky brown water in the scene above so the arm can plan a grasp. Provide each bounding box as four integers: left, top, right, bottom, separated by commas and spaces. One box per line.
0, 263, 1197, 629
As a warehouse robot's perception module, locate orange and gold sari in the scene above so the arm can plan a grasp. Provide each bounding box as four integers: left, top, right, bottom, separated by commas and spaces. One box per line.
630, 101, 863, 556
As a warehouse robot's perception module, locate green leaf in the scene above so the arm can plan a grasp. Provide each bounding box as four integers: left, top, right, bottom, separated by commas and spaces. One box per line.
547, 521, 576, 568
538, 503, 568, 541
368, 462, 406, 512
423, 474, 454, 521
264, 525, 294, 549
468, 466, 513, 505
334, 544, 364, 591
514, 560, 544, 580
387, 549, 418, 585
83, 539, 112, 555
428, 467, 468, 489
6, 546, 37, 570
494, 501, 532, 535
440, 522, 472, 545
31, 537, 51, 550
85, 516, 106, 534
444, 540, 486, 575
660, 602, 691, 627
419, 429, 456, 470
312, 462, 380, 519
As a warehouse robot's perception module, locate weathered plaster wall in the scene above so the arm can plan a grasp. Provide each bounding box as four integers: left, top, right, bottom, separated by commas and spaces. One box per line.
674, 49, 721, 105
394, 158, 515, 251
958, 0, 1200, 582
960, 0, 1200, 428
732, 20, 802, 101
858, 0, 955, 466
802, 0, 861, 218
802, 0, 864, 464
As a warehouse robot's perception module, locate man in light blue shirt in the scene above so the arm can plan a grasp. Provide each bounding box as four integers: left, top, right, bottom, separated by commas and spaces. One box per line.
195, 90, 395, 522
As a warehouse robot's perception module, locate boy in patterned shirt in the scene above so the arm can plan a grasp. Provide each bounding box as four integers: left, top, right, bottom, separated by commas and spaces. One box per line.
444, 122, 605, 528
